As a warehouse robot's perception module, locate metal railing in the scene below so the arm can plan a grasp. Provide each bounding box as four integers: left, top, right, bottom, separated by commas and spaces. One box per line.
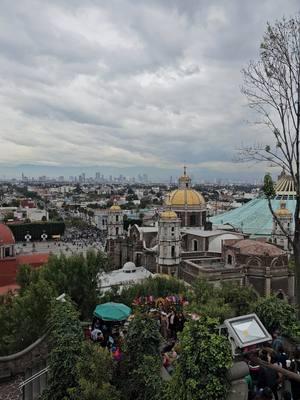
19, 366, 49, 390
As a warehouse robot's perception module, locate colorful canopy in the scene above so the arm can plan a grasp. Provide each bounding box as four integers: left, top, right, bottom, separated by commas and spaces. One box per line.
93, 302, 132, 321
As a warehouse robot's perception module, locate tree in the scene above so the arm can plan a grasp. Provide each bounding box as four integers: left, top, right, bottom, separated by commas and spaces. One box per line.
16, 264, 38, 294
240, 16, 300, 309
118, 315, 163, 400
40, 250, 110, 319
69, 342, 120, 400
190, 279, 257, 320
0, 279, 57, 355
218, 281, 258, 316
168, 317, 232, 400
0, 293, 17, 355
42, 298, 83, 400
254, 295, 300, 338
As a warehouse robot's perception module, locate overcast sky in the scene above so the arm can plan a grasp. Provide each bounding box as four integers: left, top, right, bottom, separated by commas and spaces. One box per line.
0, 0, 299, 180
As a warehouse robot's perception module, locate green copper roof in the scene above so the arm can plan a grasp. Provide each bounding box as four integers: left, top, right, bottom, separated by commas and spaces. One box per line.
210, 197, 295, 236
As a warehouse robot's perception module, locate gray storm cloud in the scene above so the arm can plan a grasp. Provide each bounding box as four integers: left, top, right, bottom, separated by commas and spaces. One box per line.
0, 0, 299, 177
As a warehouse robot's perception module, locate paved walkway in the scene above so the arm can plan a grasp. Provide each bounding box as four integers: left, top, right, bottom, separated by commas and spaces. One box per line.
0, 375, 22, 400
15, 241, 104, 256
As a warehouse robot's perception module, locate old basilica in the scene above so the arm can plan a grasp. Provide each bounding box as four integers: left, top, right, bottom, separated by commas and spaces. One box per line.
105, 168, 294, 300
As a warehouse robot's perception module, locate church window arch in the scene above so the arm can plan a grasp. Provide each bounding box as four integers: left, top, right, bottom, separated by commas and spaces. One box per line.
193, 239, 198, 251
171, 246, 175, 258
116, 227, 119, 236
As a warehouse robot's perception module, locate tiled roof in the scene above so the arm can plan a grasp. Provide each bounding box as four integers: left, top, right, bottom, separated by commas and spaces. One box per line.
229, 239, 285, 256
16, 253, 49, 267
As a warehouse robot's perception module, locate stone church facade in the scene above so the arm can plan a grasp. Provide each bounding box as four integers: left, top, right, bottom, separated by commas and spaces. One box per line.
106, 169, 294, 300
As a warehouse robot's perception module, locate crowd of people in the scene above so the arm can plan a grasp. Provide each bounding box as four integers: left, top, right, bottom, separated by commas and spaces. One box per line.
246, 330, 300, 400
89, 316, 125, 362
60, 226, 106, 252
86, 297, 300, 399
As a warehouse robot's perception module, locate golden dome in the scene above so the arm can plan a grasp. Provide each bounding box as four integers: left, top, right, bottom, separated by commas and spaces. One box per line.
275, 201, 292, 217
165, 189, 205, 207
110, 204, 121, 212
160, 210, 178, 219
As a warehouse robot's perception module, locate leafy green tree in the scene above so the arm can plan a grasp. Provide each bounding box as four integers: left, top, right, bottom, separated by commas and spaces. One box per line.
192, 278, 213, 305
218, 282, 258, 316
190, 279, 258, 320
0, 279, 57, 355
125, 315, 161, 363
69, 342, 120, 400
189, 279, 233, 321
42, 298, 83, 400
40, 250, 109, 319
16, 264, 39, 294
133, 355, 164, 400
0, 293, 16, 355
11, 279, 57, 349
193, 298, 234, 322
168, 317, 232, 400
253, 296, 300, 338
118, 315, 163, 400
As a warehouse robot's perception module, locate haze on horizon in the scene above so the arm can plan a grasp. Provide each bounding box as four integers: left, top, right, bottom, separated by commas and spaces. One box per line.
0, 0, 299, 180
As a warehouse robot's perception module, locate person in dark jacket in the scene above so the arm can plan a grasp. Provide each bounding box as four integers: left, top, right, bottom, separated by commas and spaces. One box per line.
258, 351, 279, 400
290, 349, 300, 400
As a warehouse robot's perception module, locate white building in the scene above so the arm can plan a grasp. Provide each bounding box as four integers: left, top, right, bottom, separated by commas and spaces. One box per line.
98, 261, 153, 293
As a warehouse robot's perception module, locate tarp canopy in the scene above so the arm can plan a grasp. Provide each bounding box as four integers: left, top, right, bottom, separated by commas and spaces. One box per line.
93, 302, 132, 321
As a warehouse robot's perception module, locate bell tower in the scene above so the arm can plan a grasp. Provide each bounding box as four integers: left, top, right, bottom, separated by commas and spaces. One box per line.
156, 210, 181, 276
271, 201, 292, 251
107, 201, 124, 239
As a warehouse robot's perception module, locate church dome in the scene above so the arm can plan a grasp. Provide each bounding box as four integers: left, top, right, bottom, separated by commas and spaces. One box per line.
165, 189, 205, 206
275, 201, 292, 217
110, 204, 121, 212
122, 261, 137, 272
160, 210, 178, 219
165, 166, 205, 207
0, 224, 15, 245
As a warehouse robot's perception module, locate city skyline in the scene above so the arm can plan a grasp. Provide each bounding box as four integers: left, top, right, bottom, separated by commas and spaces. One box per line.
0, 1, 299, 179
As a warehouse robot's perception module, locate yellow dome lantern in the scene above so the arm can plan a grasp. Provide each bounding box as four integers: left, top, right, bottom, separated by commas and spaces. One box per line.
275, 201, 292, 217
160, 210, 178, 219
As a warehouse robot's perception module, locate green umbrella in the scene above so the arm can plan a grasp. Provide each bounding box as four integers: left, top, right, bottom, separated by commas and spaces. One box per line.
93, 302, 132, 321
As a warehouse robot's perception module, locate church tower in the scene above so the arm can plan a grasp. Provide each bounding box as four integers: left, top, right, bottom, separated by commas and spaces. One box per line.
271, 201, 292, 251
156, 210, 181, 276
107, 202, 124, 239
106, 201, 125, 269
